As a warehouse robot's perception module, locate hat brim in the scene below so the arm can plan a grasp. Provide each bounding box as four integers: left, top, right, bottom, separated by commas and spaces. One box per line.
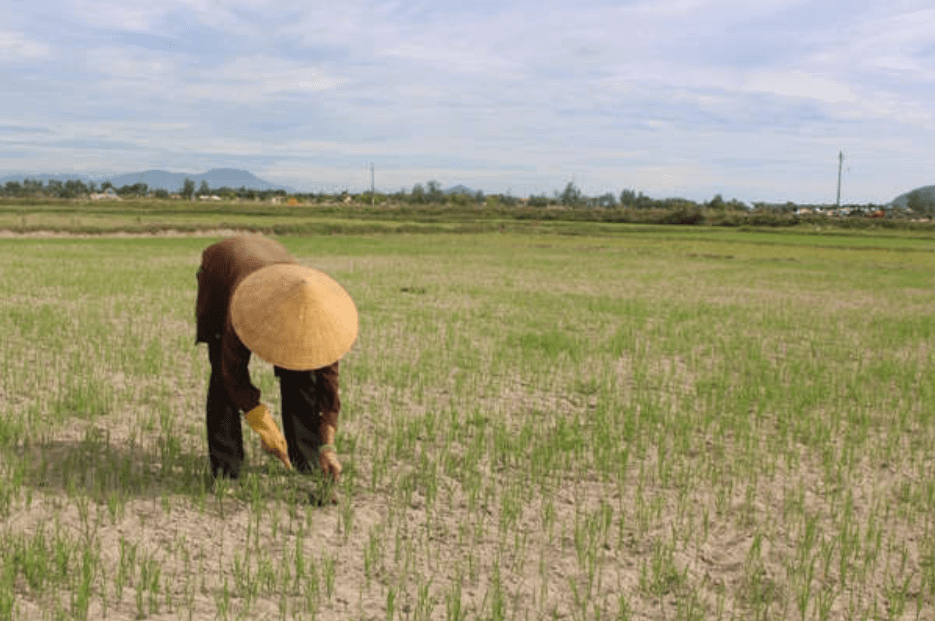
231, 264, 358, 370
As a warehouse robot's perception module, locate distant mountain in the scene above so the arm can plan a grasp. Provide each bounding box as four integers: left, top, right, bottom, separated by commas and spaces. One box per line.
108, 168, 297, 193
891, 185, 935, 208
0, 168, 297, 193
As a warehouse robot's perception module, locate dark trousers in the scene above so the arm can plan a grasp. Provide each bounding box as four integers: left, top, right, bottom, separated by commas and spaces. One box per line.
207, 340, 323, 478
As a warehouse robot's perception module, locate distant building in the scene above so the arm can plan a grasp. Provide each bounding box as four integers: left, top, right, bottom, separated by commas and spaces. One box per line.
89, 188, 121, 201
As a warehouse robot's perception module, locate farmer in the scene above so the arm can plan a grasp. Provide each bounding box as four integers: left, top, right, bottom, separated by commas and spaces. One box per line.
195, 234, 357, 481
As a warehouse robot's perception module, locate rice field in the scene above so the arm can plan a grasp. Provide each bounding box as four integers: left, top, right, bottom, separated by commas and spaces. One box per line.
1, 227, 935, 620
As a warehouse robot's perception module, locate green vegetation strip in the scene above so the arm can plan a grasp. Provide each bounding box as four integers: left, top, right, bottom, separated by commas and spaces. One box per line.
4, 197, 935, 235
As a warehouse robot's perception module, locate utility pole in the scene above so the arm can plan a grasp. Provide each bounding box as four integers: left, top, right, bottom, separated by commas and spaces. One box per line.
370, 163, 375, 207
836, 150, 844, 208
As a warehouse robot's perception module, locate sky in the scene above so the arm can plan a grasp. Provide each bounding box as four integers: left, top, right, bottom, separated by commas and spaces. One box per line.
1, 0, 933, 204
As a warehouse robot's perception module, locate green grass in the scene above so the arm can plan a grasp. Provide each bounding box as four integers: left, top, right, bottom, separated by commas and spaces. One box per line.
1, 227, 935, 619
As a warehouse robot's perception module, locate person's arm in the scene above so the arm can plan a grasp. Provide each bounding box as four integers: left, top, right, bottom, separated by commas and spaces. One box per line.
222, 325, 291, 469
315, 361, 342, 478
221, 326, 261, 413
315, 361, 340, 437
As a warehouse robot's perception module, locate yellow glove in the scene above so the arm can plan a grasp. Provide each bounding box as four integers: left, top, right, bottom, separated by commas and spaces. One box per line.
244, 405, 293, 470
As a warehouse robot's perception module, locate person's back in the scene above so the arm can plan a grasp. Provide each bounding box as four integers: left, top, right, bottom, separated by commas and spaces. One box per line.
196, 235, 297, 345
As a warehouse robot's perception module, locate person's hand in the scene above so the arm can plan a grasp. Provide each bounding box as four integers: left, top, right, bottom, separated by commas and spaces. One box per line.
318, 445, 341, 481
244, 404, 293, 470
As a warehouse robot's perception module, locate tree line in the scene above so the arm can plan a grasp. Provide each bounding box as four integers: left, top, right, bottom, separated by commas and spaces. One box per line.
1, 176, 928, 217
0, 177, 289, 201
0, 176, 688, 207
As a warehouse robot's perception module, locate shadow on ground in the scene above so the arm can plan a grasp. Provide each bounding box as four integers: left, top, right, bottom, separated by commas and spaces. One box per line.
0, 427, 340, 510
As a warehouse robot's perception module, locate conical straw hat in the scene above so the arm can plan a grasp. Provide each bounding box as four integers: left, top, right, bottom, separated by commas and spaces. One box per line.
230, 264, 358, 370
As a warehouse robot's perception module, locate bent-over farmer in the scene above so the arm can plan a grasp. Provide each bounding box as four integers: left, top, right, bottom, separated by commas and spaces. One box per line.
195, 235, 357, 481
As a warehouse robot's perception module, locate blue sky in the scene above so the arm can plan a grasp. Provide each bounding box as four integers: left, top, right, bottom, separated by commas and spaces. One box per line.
2, 0, 932, 203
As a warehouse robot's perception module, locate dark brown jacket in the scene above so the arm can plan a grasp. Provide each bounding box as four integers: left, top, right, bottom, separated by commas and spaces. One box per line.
196, 235, 340, 429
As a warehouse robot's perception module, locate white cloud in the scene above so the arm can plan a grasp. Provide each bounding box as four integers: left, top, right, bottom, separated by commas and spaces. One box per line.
742, 70, 856, 104
78, 47, 344, 105
85, 47, 177, 79
67, 0, 258, 36
68, 0, 172, 31
182, 75, 342, 105
0, 31, 50, 59
214, 55, 346, 93
378, 41, 521, 77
